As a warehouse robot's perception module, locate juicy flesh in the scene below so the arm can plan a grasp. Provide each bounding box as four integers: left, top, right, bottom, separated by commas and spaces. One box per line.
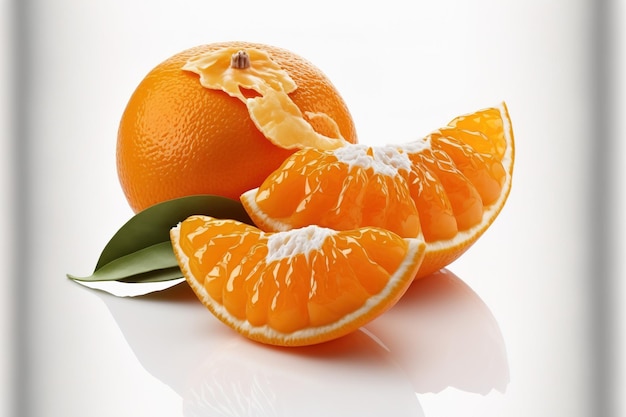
251, 106, 508, 243
177, 215, 409, 334
255, 149, 421, 238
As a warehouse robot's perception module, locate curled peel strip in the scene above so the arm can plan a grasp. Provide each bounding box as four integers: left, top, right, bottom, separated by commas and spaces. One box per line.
183, 47, 347, 150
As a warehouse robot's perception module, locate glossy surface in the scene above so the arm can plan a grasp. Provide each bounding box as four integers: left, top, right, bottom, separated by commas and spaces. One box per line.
9, 0, 615, 416
171, 215, 425, 345
252, 147, 422, 237
247, 104, 511, 243
243, 104, 513, 280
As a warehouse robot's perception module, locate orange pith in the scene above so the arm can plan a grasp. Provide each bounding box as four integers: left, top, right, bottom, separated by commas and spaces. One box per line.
117, 41, 357, 213
170, 215, 426, 346
183, 46, 350, 151
241, 103, 514, 278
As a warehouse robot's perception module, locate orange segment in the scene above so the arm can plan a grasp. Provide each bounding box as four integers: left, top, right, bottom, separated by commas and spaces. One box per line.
241, 102, 514, 278
242, 145, 421, 239
407, 146, 484, 232
447, 106, 508, 159
170, 215, 425, 346
429, 131, 505, 206
404, 160, 458, 242
399, 103, 514, 277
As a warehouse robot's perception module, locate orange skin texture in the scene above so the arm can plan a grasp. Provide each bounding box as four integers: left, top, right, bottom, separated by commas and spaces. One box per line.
117, 41, 358, 213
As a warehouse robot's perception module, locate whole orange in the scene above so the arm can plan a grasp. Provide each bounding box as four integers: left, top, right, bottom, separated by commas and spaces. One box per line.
117, 41, 358, 213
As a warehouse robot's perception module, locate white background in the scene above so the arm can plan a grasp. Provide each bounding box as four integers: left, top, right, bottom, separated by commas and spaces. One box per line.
1, 0, 624, 416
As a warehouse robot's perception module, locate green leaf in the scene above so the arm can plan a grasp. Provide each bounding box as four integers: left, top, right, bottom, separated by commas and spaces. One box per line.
96, 194, 253, 269
68, 194, 253, 284
68, 241, 181, 282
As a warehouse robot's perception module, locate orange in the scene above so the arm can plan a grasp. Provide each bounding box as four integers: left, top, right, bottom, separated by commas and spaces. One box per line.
241, 103, 514, 278
117, 41, 357, 213
242, 145, 421, 237
170, 215, 426, 346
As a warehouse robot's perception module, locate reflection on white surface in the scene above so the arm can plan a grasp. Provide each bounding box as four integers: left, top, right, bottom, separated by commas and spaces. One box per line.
97, 268, 506, 416
365, 268, 510, 395
181, 334, 423, 417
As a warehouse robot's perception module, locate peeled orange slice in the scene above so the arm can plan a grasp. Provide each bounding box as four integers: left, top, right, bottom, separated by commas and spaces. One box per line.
243, 145, 422, 238
241, 103, 514, 278
170, 215, 425, 346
